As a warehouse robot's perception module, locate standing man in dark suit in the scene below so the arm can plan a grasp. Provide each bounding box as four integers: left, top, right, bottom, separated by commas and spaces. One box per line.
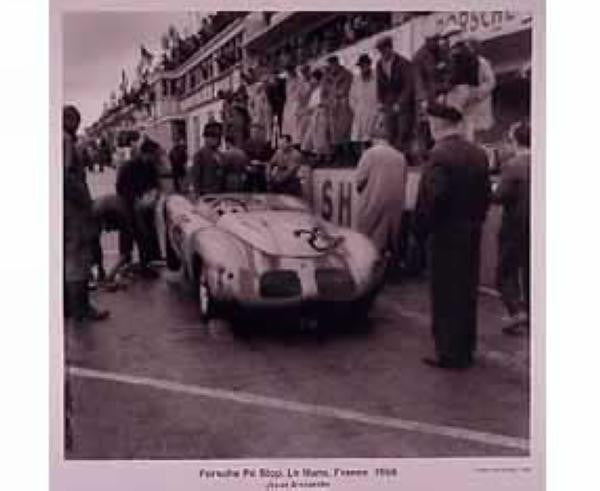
190, 121, 225, 195
415, 102, 491, 369
63, 105, 110, 326
374, 36, 416, 155
168, 136, 188, 193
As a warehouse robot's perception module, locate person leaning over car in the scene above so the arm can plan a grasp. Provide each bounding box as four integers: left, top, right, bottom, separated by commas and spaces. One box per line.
116, 139, 162, 277
189, 121, 226, 195
91, 193, 136, 285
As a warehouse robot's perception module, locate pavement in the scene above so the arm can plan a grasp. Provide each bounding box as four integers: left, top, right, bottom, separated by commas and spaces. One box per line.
64, 168, 530, 459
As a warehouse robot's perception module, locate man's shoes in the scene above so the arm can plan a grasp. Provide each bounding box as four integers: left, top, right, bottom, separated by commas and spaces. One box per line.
422, 356, 472, 370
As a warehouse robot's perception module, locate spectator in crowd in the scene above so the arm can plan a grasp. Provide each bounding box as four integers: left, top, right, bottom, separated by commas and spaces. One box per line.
91, 193, 136, 286
355, 115, 407, 263
462, 38, 496, 141
139, 132, 162, 161
281, 65, 301, 144
349, 54, 379, 155
375, 36, 416, 156
493, 120, 530, 335
222, 134, 250, 192
116, 138, 162, 277
324, 55, 354, 165
244, 122, 274, 162
301, 68, 331, 165
190, 121, 225, 195
221, 87, 250, 148
295, 64, 313, 148
63, 105, 109, 327
415, 95, 490, 370
268, 134, 303, 196
248, 74, 274, 143
413, 35, 449, 104
98, 137, 112, 172
424, 39, 477, 140
265, 71, 287, 138
168, 135, 188, 193
412, 34, 450, 158
243, 123, 273, 191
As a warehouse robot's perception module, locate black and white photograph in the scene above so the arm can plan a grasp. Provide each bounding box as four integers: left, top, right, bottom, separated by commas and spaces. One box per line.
52, 2, 543, 489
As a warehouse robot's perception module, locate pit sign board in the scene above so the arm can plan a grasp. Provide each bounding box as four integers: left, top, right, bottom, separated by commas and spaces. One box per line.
413, 11, 533, 49
310, 167, 422, 230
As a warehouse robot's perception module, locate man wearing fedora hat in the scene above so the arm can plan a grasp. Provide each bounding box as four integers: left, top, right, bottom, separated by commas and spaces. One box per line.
349, 53, 379, 154
415, 98, 491, 370
190, 121, 225, 195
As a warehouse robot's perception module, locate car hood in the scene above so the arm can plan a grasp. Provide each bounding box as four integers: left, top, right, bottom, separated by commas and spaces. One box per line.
217, 211, 343, 258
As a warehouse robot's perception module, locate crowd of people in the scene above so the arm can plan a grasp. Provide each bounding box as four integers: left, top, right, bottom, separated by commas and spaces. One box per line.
231, 27, 496, 171
160, 12, 246, 71
248, 12, 397, 73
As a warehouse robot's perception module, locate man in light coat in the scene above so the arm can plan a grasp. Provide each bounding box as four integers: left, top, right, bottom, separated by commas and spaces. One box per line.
349, 54, 379, 152
355, 116, 407, 261
463, 39, 496, 141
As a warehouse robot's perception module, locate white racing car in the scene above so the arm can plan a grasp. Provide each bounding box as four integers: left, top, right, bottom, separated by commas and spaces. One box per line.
158, 193, 385, 327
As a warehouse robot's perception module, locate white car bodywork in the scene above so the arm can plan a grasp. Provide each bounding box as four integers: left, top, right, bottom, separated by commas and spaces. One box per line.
159, 193, 385, 317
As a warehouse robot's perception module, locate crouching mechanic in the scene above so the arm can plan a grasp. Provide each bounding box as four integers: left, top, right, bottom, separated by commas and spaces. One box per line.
91, 193, 136, 285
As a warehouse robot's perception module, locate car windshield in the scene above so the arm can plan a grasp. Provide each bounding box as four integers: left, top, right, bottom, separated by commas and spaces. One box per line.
195, 194, 311, 214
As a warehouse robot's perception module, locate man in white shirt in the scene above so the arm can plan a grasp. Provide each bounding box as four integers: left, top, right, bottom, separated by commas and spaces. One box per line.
461, 38, 496, 141
349, 54, 379, 154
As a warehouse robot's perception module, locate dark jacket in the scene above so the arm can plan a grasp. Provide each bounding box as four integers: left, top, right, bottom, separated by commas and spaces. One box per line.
416, 134, 490, 235
376, 52, 416, 114
412, 43, 447, 103
190, 146, 225, 194
116, 156, 160, 205
243, 138, 274, 162
168, 143, 188, 176
93, 193, 135, 256
63, 131, 96, 281
222, 146, 250, 192
494, 152, 530, 242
